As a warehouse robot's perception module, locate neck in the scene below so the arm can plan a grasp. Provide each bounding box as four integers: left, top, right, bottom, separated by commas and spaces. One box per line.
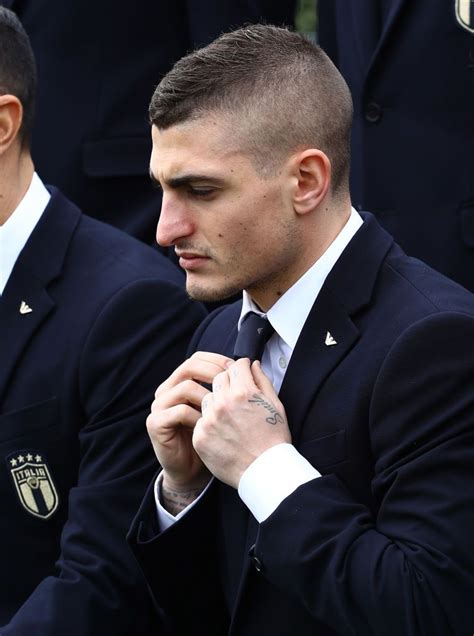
0, 147, 35, 225
249, 198, 352, 311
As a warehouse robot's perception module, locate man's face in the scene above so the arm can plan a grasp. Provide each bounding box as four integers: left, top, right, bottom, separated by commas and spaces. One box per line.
151, 115, 302, 309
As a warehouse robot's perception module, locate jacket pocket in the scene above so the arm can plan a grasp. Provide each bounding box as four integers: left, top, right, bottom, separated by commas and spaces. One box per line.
0, 397, 58, 444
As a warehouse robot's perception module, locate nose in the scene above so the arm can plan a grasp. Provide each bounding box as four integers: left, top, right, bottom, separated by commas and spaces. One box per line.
156, 193, 194, 247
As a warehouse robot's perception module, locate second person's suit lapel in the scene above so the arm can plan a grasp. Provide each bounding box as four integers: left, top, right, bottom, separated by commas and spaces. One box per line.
366, 0, 407, 80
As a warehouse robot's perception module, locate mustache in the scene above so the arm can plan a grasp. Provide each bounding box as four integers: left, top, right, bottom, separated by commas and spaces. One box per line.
175, 243, 213, 258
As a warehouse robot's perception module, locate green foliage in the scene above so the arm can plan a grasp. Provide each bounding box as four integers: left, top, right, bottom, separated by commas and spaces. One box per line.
295, 0, 317, 34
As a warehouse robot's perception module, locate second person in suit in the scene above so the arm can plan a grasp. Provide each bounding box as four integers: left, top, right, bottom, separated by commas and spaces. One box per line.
0, 9, 206, 634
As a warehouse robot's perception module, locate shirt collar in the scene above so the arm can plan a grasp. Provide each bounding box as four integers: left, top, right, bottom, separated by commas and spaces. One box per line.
240, 207, 363, 349
0, 172, 50, 294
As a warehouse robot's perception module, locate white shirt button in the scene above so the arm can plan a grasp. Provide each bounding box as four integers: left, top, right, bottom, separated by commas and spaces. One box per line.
279, 356, 287, 369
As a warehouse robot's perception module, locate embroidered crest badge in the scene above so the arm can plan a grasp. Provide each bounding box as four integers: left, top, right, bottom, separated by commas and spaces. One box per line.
7, 451, 59, 519
455, 0, 474, 34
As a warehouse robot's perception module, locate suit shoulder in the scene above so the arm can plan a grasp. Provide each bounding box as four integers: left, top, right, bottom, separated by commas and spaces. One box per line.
381, 250, 474, 317
71, 213, 185, 286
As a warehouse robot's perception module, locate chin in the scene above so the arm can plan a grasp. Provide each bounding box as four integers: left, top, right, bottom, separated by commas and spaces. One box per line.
186, 280, 243, 303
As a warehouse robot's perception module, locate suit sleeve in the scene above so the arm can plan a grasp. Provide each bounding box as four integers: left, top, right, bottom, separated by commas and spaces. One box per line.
128, 476, 229, 636
0, 279, 206, 636
253, 311, 474, 635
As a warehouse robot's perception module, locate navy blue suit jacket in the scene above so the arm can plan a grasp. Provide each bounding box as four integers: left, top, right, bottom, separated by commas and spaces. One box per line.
0, 188, 206, 634
2, 0, 296, 244
129, 214, 474, 635
317, 0, 474, 291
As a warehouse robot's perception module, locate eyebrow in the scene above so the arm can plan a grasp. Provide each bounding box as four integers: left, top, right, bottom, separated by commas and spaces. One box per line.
149, 170, 225, 189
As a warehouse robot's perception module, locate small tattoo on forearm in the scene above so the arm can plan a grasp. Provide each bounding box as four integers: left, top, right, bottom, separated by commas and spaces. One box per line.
161, 485, 204, 516
248, 394, 284, 425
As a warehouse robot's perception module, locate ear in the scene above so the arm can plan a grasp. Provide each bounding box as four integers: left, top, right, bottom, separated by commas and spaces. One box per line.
290, 149, 331, 216
0, 94, 23, 155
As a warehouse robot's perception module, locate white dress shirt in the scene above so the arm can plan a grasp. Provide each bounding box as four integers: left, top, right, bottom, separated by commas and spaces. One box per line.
0, 173, 50, 294
157, 208, 363, 527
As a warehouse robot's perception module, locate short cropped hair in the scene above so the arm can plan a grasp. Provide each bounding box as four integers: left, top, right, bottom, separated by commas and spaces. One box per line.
0, 7, 36, 147
150, 24, 353, 192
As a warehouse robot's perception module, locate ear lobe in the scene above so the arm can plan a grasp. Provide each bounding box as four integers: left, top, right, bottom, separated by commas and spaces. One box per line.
292, 149, 331, 215
0, 95, 23, 154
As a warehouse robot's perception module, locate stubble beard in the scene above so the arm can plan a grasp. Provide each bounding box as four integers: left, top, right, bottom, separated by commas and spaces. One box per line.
185, 277, 244, 303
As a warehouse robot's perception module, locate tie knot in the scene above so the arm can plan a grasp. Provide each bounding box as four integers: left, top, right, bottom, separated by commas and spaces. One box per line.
233, 311, 274, 362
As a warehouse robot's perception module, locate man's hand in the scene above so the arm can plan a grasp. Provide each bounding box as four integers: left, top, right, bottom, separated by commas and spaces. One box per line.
146, 351, 233, 512
193, 358, 291, 489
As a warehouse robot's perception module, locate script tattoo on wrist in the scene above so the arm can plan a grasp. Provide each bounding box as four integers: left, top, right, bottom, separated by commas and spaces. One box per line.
161, 485, 204, 516
248, 394, 284, 425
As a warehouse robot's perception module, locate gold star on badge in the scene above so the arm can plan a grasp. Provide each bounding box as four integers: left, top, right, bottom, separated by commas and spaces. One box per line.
18, 455, 25, 463
26, 454, 33, 462
10, 458, 17, 467
35, 455, 42, 463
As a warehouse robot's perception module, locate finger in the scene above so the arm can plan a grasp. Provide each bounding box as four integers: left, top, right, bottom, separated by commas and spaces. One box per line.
146, 402, 202, 441
227, 357, 256, 389
251, 360, 279, 398
201, 392, 214, 413
212, 369, 230, 394
152, 379, 209, 411
155, 351, 233, 396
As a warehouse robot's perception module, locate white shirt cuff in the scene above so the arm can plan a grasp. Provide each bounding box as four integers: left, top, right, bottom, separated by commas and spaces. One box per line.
154, 471, 210, 530
238, 443, 320, 523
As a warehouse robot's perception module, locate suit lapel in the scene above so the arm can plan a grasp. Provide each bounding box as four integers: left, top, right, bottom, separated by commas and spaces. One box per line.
280, 213, 393, 446
0, 266, 55, 404
347, 0, 382, 73
366, 0, 407, 79
0, 188, 81, 406
279, 290, 360, 446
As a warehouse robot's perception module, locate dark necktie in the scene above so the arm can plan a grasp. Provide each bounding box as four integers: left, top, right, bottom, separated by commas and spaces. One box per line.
233, 311, 274, 362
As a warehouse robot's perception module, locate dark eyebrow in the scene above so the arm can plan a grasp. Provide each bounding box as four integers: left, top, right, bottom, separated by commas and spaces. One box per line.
149, 170, 225, 189
168, 174, 226, 188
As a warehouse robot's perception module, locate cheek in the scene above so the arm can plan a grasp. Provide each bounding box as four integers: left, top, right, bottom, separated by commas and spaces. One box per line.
214, 188, 286, 252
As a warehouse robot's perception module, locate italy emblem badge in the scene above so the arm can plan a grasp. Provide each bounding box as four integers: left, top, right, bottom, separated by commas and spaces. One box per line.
7, 451, 59, 519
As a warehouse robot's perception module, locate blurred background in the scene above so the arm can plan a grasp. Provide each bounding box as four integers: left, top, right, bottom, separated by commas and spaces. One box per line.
296, 0, 316, 40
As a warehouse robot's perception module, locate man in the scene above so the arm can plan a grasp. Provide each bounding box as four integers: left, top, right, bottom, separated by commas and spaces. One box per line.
128, 24, 474, 636
0, 8, 205, 634
1, 0, 297, 245
317, 0, 474, 292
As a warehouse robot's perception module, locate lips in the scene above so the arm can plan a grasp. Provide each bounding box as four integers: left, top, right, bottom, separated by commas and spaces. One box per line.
176, 251, 210, 270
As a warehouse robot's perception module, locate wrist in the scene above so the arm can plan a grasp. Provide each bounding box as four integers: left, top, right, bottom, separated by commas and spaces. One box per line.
162, 470, 211, 493
160, 472, 211, 515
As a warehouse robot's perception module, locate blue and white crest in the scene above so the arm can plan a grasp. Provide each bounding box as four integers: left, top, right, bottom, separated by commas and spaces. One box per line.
455, 0, 474, 33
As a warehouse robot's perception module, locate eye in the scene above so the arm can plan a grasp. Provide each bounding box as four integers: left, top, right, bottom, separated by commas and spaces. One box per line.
188, 186, 215, 198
